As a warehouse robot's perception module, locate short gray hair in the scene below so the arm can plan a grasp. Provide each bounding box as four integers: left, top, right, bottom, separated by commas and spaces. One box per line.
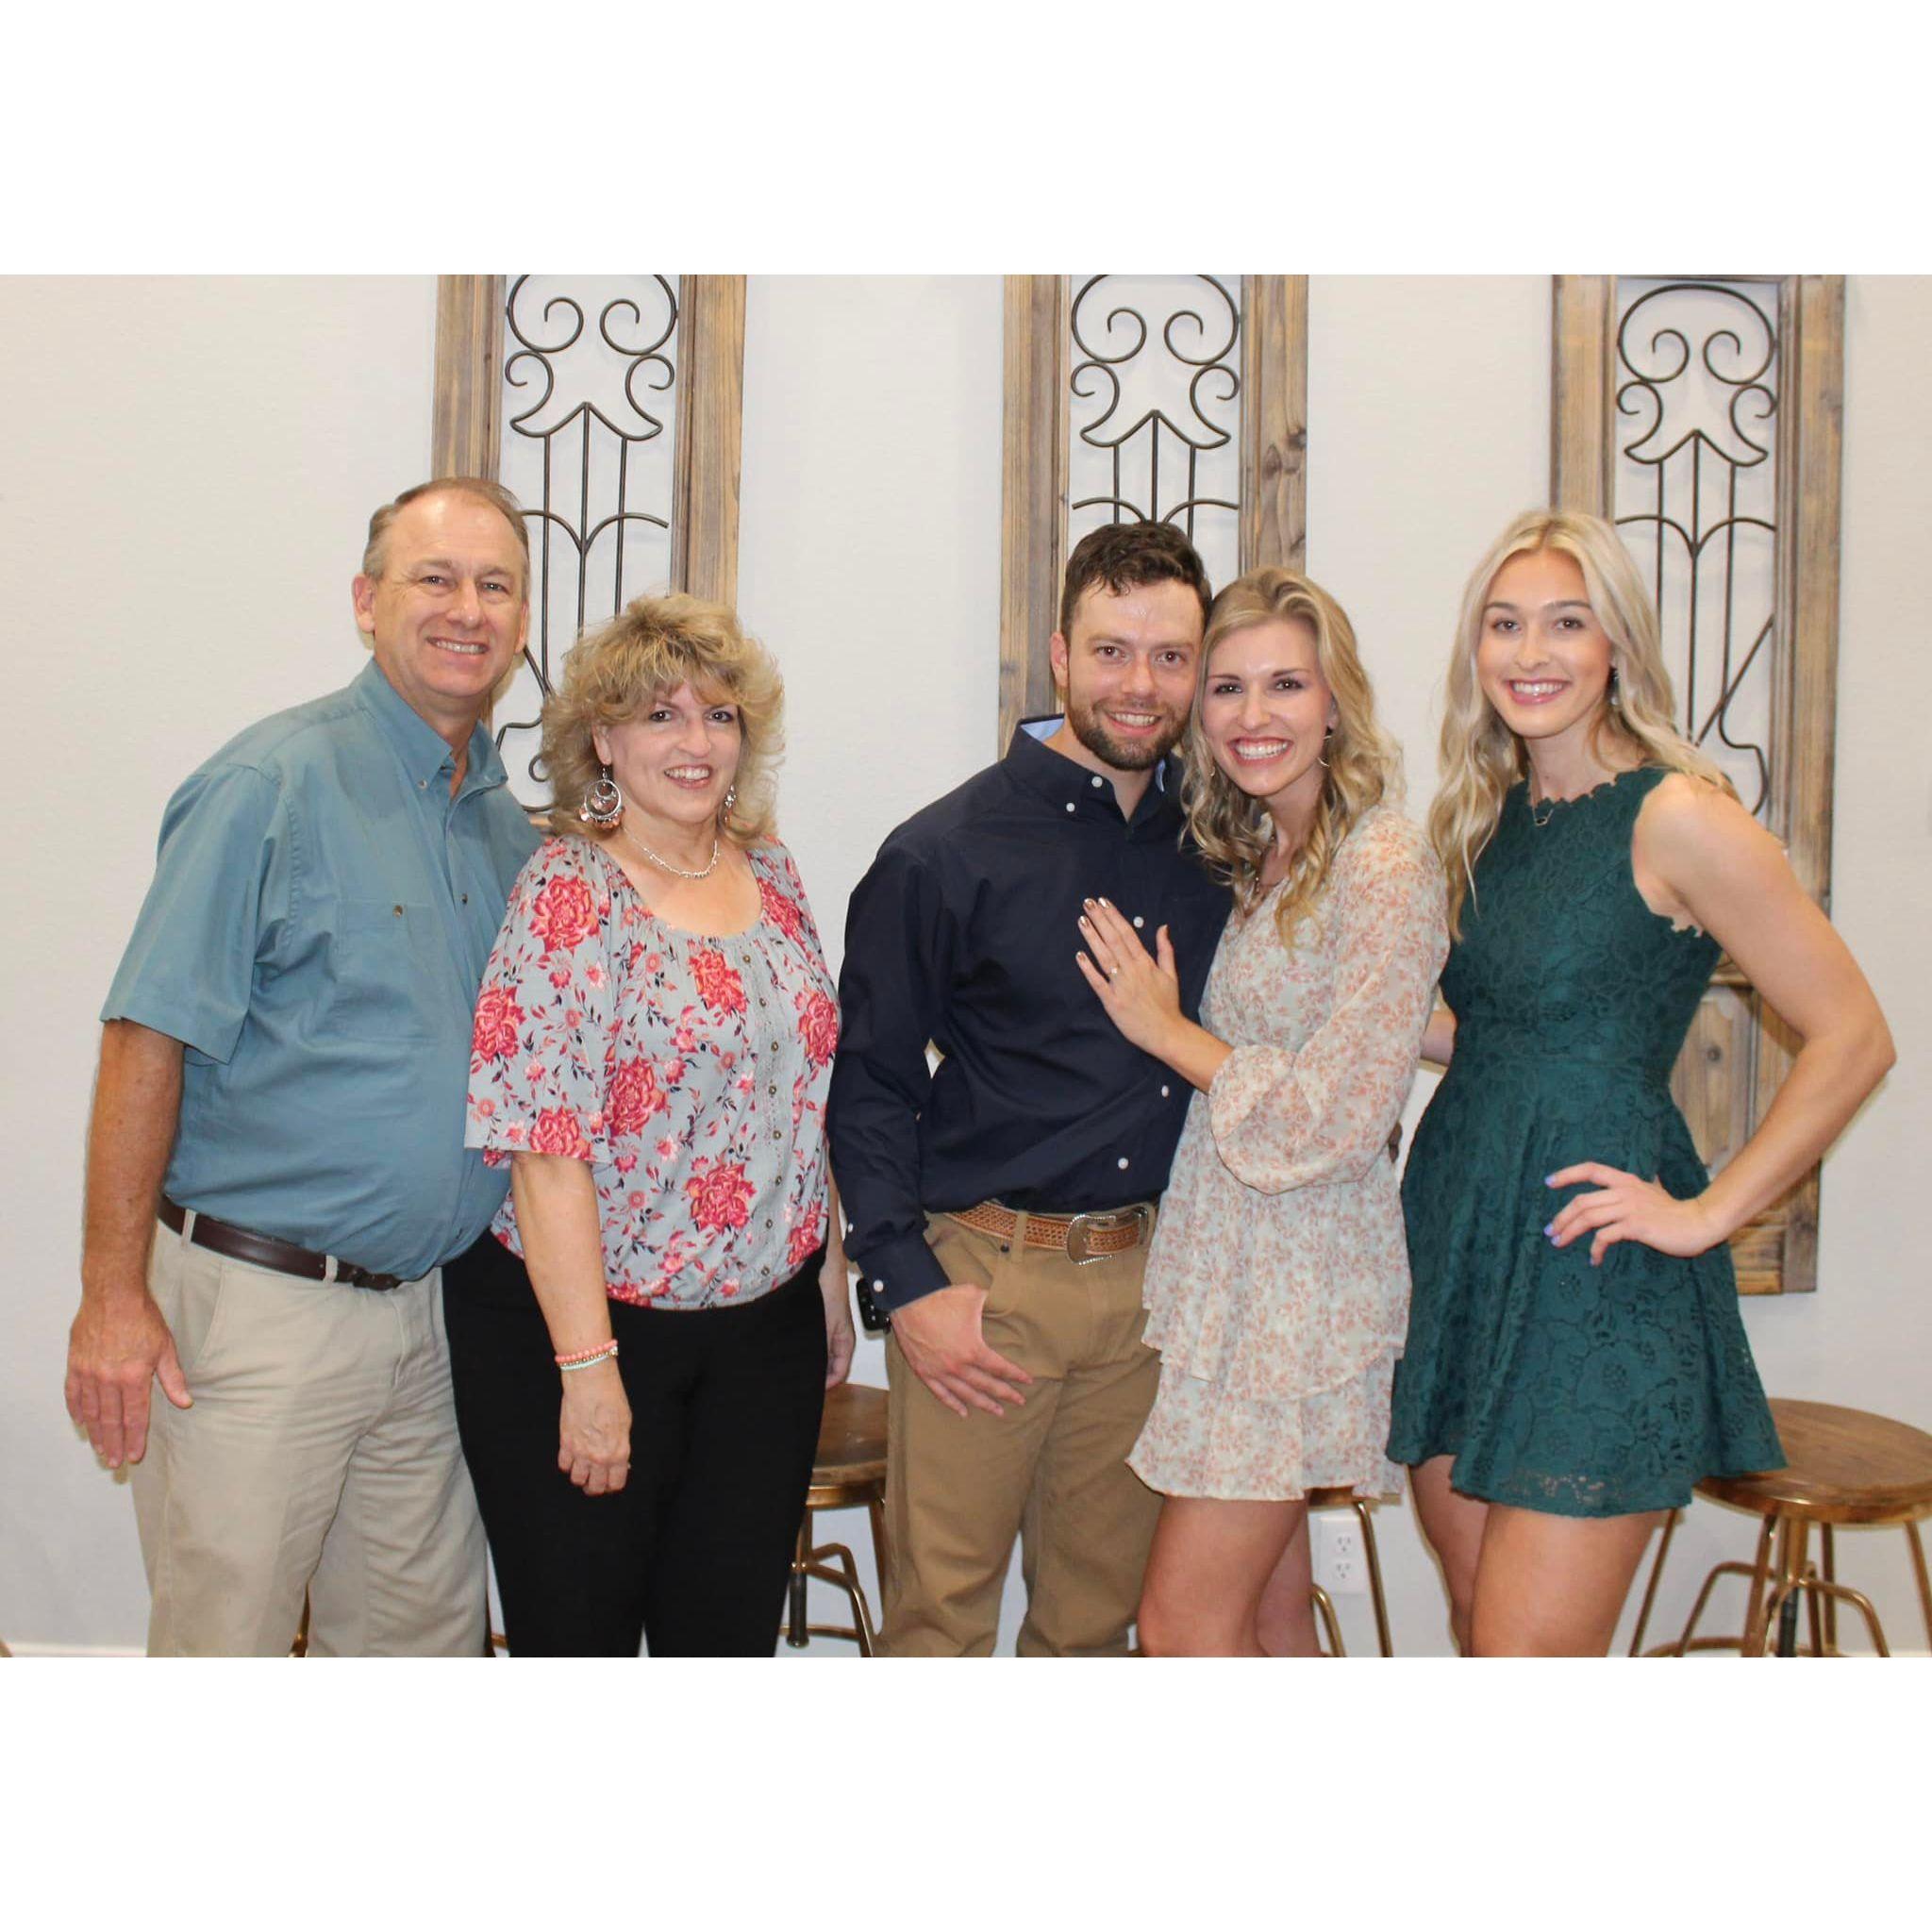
361, 477, 530, 590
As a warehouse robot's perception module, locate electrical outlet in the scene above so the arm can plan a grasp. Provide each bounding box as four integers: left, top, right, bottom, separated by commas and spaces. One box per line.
1311, 1512, 1369, 1596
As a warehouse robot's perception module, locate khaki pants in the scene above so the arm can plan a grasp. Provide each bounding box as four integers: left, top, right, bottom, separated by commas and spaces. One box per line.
878, 1212, 1162, 1657
130, 1215, 485, 1657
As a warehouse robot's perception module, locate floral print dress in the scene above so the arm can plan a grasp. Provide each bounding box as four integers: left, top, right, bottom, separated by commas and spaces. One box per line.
465, 835, 839, 1310
1130, 808, 1448, 1501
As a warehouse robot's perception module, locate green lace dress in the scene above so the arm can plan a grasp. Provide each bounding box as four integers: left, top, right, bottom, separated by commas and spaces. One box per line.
1388, 767, 1783, 1515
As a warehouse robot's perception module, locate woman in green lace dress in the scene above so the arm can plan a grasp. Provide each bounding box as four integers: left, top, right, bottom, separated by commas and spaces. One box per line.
1389, 509, 1892, 1656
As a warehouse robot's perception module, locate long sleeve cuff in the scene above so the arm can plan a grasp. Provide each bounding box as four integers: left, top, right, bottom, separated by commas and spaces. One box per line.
850, 1229, 953, 1311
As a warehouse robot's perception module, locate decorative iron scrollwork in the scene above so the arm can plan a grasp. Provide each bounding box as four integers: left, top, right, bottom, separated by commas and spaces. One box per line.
1614, 279, 1779, 816
1067, 275, 1242, 589
494, 275, 681, 801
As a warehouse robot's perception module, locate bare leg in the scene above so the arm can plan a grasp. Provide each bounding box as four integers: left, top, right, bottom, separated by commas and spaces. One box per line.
1407, 1456, 1486, 1655
1469, 1504, 1664, 1656
1138, 1495, 1308, 1657
1255, 1511, 1319, 1657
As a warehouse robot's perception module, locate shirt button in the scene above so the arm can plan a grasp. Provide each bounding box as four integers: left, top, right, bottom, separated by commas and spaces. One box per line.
1160, 1085, 1171, 1097
1065, 802, 1075, 814
1132, 915, 1144, 929
872, 1278, 885, 1292
1117, 1157, 1129, 1170
1091, 775, 1104, 789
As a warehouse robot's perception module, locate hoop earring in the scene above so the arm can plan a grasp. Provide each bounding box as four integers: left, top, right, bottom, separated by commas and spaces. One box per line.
1317, 724, 1334, 770
579, 764, 623, 828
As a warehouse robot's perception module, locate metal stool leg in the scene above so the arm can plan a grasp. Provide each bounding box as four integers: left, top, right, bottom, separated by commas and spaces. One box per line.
868, 1495, 891, 1612
1798, 1576, 1889, 1657
1351, 1500, 1394, 1657
1308, 1584, 1346, 1657
1761, 1518, 1812, 1656
1738, 1511, 1782, 1657
1628, 1508, 1680, 1656
785, 1512, 813, 1648
1905, 1519, 1932, 1652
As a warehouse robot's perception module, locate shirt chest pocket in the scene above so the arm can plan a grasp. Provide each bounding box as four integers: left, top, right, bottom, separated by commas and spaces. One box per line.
326, 897, 450, 1043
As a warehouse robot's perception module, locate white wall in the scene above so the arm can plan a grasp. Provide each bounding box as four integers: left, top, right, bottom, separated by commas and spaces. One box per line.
4, 274, 1924, 1656
2, 277, 439, 1649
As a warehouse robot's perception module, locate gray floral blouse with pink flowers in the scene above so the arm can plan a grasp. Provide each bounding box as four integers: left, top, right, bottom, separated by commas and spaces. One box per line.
465, 835, 839, 1310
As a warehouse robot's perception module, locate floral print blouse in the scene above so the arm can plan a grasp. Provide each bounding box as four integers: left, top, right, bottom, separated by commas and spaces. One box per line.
465, 835, 839, 1310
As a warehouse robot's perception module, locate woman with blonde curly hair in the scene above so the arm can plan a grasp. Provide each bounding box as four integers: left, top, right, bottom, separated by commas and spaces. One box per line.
1076, 566, 1445, 1655
442, 592, 853, 1656
1390, 510, 1892, 1655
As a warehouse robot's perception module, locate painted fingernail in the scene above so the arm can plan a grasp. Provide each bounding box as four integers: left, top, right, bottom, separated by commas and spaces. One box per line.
1083, 897, 1094, 908
1543, 1224, 1556, 1240
1544, 1174, 1557, 1186
1098, 897, 1111, 907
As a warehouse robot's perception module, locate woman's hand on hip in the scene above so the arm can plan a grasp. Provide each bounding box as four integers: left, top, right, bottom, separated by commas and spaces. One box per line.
1545, 1163, 1722, 1266
1075, 897, 1181, 1058
558, 1359, 632, 1495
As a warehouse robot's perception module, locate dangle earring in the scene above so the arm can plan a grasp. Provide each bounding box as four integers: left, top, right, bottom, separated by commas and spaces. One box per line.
719, 782, 738, 821
1607, 666, 1622, 709
579, 762, 624, 828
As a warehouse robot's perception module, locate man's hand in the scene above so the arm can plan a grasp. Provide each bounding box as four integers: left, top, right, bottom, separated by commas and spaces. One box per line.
65, 1288, 192, 1469
891, 1283, 1033, 1420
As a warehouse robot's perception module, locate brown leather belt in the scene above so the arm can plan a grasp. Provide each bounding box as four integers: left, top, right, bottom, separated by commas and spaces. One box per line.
948, 1198, 1154, 1265
158, 1197, 405, 1291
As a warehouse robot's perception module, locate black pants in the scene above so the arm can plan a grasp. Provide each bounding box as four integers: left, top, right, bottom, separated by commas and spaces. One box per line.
444, 1232, 827, 1657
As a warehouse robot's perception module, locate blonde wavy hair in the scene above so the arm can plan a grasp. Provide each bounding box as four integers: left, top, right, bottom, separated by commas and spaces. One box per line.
1182, 567, 1403, 949
1430, 509, 1733, 937
541, 592, 784, 847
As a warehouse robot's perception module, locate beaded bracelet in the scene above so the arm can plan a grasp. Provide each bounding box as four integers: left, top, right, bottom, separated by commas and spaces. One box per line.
556, 1340, 619, 1372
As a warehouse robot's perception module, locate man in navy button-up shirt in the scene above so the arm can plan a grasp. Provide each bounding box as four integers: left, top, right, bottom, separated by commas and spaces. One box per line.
829, 522, 1232, 1655
65, 478, 540, 1656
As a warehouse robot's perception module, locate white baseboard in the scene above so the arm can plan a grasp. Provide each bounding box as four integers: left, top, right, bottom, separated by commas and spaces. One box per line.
3, 1642, 143, 1657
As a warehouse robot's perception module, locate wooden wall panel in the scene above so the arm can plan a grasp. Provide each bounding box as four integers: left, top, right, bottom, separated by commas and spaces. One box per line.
1240, 275, 1307, 574
671, 274, 747, 608
999, 275, 1069, 752
431, 275, 506, 479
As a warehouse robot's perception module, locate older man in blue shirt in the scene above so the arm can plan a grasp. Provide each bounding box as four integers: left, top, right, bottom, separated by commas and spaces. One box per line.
65, 477, 540, 1656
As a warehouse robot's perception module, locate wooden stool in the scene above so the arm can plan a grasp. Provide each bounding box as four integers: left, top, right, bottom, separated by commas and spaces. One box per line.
784, 1382, 890, 1656
1306, 1489, 1395, 1657
1628, 1399, 1932, 1657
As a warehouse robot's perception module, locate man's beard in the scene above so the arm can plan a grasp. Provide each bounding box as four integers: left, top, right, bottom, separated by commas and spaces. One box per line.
1063, 691, 1187, 773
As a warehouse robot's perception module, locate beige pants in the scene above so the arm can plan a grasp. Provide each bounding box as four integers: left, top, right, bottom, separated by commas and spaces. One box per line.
130, 1216, 485, 1657
878, 1212, 1162, 1657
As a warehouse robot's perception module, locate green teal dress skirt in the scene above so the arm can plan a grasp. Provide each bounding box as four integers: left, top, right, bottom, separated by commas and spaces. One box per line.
1388, 767, 1784, 1516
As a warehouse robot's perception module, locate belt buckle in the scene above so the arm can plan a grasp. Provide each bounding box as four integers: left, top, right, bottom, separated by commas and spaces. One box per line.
1063, 1205, 1148, 1265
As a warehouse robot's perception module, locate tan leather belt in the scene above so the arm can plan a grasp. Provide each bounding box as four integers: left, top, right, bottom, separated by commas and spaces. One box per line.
948, 1198, 1154, 1265
158, 1197, 404, 1291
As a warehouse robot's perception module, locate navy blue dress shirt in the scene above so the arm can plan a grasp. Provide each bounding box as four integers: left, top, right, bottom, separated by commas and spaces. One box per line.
827, 725, 1232, 1310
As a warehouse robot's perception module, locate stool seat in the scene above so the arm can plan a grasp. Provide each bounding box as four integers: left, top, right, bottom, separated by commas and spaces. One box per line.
786, 1381, 891, 1654
1629, 1397, 1932, 1659
807, 1382, 888, 1503
1698, 1399, 1932, 1525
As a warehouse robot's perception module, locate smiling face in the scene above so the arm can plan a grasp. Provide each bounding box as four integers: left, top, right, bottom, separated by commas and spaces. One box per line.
352, 490, 528, 744
1474, 547, 1616, 757
592, 681, 742, 841
1197, 617, 1337, 825
1048, 576, 1202, 774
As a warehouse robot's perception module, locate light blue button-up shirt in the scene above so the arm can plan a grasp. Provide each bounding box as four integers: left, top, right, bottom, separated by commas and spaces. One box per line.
104, 659, 541, 1279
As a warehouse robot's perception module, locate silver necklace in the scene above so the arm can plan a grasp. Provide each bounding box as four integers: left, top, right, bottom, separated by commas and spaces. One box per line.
619, 822, 721, 880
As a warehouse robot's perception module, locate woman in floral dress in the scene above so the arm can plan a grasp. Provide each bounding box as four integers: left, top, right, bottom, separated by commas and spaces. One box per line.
444, 594, 852, 1657
1076, 568, 1444, 1656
